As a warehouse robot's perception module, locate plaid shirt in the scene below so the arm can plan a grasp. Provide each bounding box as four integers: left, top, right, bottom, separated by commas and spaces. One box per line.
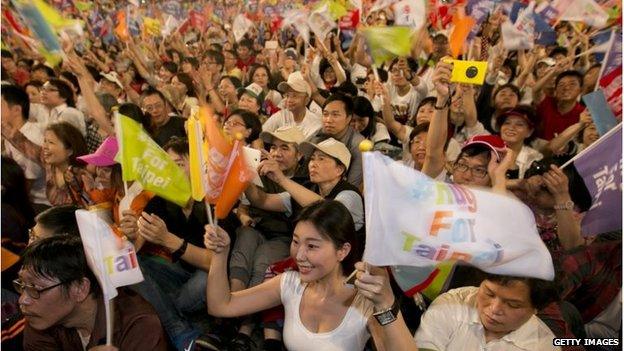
558, 238, 622, 322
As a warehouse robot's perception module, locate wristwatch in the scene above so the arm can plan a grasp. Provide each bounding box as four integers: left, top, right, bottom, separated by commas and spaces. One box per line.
553, 200, 574, 211
373, 299, 400, 326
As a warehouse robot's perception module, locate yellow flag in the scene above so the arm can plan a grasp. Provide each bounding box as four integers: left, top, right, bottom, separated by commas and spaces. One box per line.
450, 60, 488, 85
143, 17, 161, 37
33, 0, 79, 30
188, 108, 208, 201
362, 26, 413, 67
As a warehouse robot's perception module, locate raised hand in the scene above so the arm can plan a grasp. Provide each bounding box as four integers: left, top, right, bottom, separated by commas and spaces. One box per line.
203, 225, 230, 254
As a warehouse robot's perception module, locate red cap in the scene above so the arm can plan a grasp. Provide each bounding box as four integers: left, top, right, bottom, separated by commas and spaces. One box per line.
462, 135, 507, 161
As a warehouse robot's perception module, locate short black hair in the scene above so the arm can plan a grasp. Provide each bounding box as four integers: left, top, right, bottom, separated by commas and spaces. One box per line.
493, 84, 521, 101
417, 96, 437, 114
555, 70, 583, 88
1, 49, 13, 59
35, 205, 80, 237
1, 84, 30, 121
330, 81, 358, 98
238, 38, 254, 50
227, 109, 262, 143
457, 144, 492, 164
182, 56, 199, 69
141, 87, 167, 105
163, 136, 189, 156
21, 234, 102, 298
47, 79, 76, 107
31, 64, 55, 79
324, 93, 354, 117
60, 71, 80, 94
481, 273, 558, 310
205, 50, 225, 66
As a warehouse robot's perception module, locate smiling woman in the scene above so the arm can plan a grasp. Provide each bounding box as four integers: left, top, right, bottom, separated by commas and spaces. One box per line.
204, 200, 385, 351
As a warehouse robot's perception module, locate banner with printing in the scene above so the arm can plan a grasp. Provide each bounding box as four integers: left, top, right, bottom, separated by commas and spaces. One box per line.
363, 151, 555, 280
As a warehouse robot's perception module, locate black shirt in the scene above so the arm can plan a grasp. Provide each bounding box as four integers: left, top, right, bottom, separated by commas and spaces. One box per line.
153, 115, 186, 147
143, 197, 207, 272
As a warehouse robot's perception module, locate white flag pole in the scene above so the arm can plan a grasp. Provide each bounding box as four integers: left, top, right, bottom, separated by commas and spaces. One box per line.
593, 27, 616, 92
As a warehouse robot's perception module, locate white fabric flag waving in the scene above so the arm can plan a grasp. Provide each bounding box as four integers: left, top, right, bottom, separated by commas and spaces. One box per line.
233, 14, 254, 42
363, 152, 555, 280
76, 209, 144, 300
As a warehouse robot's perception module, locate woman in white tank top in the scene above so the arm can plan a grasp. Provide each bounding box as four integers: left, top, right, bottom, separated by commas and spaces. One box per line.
204, 200, 388, 350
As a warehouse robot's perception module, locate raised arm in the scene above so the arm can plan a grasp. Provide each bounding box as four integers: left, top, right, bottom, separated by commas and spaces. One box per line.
258, 159, 323, 207
547, 110, 592, 155
379, 81, 407, 141
204, 225, 282, 317
422, 60, 452, 178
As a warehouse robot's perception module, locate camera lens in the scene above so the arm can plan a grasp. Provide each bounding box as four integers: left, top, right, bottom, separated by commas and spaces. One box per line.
466, 66, 479, 78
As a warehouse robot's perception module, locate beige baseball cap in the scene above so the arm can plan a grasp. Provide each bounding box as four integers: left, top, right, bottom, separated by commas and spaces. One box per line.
300, 138, 351, 169
277, 71, 311, 97
260, 126, 305, 146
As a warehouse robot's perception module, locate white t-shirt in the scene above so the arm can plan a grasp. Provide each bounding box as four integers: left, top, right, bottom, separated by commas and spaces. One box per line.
3, 122, 49, 206
30, 102, 87, 136
386, 82, 423, 125
280, 271, 373, 351
414, 287, 560, 351
263, 108, 322, 140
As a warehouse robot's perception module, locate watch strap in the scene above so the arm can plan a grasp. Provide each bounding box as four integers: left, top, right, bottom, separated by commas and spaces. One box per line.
373, 298, 400, 326
171, 239, 188, 262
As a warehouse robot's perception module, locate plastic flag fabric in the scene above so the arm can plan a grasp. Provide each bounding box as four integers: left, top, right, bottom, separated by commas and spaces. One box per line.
363, 151, 555, 280
571, 124, 622, 236
214, 142, 254, 219
362, 26, 412, 67
115, 114, 191, 207
308, 3, 336, 42
76, 209, 144, 301
449, 14, 476, 57
188, 109, 209, 201
393, 0, 426, 29
582, 91, 618, 136
233, 14, 254, 42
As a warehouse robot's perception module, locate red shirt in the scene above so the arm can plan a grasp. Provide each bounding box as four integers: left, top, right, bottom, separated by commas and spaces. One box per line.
236, 56, 255, 71
536, 95, 584, 140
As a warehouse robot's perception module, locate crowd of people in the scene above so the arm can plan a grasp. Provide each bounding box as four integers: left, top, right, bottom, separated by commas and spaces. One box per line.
1, 0, 621, 350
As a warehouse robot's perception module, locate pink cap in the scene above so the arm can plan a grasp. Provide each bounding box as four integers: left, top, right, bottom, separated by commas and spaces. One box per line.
77, 136, 118, 166
462, 135, 507, 161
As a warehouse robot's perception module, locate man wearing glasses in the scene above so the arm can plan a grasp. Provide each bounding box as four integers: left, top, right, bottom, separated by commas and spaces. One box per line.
141, 88, 186, 147
16, 235, 167, 351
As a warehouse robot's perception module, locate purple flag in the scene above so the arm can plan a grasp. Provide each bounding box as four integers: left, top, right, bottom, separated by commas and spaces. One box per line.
574, 124, 622, 236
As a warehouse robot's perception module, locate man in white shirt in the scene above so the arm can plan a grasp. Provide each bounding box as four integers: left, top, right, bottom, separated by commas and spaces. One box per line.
1, 85, 49, 212
30, 79, 86, 136
414, 275, 560, 351
263, 72, 322, 140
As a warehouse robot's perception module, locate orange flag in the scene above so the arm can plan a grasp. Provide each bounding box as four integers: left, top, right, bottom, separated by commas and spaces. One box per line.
449, 13, 475, 58
202, 106, 234, 204
215, 141, 253, 219
115, 11, 129, 41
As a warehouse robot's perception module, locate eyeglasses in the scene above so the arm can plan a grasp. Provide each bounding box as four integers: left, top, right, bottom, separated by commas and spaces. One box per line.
453, 162, 488, 178
224, 119, 246, 128
143, 102, 164, 112
13, 279, 65, 299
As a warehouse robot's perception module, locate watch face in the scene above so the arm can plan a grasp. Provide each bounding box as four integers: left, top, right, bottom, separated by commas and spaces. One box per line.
375, 311, 396, 325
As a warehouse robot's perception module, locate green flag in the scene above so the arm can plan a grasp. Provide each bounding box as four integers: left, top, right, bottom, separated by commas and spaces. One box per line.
116, 114, 191, 206
362, 26, 413, 67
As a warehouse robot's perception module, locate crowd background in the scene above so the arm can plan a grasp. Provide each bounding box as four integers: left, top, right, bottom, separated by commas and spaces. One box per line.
0, 0, 622, 350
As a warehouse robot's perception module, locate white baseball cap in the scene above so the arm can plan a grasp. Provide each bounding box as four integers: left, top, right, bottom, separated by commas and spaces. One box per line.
260, 126, 305, 146
100, 71, 123, 89
300, 138, 351, 169
277, 71, 311, 97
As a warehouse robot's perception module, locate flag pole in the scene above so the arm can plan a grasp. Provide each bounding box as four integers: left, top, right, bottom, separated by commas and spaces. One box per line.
593, 27, 616, 92
560, 122, 622, 169
105, 296, 114, 345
